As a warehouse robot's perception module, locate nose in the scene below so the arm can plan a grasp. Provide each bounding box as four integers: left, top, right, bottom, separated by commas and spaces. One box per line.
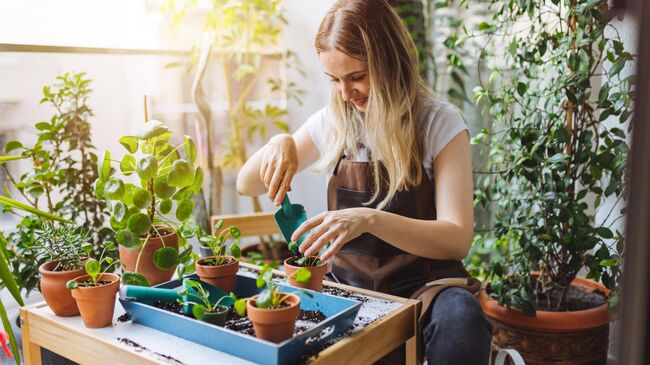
339, 82, 353, 102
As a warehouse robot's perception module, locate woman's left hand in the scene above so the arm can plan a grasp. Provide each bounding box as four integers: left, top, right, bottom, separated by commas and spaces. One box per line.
292, 208, 374, 261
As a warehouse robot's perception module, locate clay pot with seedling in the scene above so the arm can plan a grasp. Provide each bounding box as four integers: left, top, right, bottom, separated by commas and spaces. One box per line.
96, 120, 203, 286
195, 220, 242, 292
66, 246, 120, 328
177, 279, 236, 327
284, 241, 327, 291
233, 264, 312, 343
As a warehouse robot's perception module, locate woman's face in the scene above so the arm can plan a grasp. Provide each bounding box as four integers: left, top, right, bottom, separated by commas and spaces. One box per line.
319, 49, 370, 112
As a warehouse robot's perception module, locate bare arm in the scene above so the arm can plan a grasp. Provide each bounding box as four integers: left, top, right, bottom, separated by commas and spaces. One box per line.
236, 122, 321, 204
296, 131, 474, 261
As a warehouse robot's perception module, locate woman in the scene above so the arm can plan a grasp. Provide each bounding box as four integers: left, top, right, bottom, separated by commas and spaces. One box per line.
237, 0, 492, 363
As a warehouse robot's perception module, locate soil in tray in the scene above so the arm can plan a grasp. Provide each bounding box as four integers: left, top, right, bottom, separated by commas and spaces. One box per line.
153, 301, 327, 336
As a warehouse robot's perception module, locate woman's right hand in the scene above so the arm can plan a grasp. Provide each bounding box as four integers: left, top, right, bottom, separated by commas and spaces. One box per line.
260, 134, 298, 206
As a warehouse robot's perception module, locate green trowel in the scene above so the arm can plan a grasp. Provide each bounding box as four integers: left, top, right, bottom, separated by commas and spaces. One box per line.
274, 194, 308, 251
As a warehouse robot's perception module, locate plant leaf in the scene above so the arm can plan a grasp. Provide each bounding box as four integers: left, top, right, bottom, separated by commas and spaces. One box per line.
136, 120, 170, 140
116, 229, 141, 248
99, 151, 111, 181
120, 155, 136, 175
119, 136, 139, 154
154, 175, 176, 199
137, 155, 158, 181
168, 159, 194, 188
184, 136, 197, 164
85, 259, 101, 277
0, 195, 69, 223
122, 272, 150, 286
153, 247, 178, 270
104, 178, 125, 199
113, 201, 127, 222
0, 155, 25, 163
192, 303, 207, 320
128, 213, 151, 237
176, 199, 194, 221
160, 198, 173, 214
132, 188, 152, 209
4, 141, 23, 153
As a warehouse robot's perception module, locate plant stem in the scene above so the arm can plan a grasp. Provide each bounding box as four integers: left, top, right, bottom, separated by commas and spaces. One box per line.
135, 234, 151, 273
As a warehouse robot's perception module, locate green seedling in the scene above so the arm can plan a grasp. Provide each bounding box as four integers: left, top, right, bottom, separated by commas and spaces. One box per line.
66, 242, 119, 288
177, 279, 236, 323
199, 220, 242, 266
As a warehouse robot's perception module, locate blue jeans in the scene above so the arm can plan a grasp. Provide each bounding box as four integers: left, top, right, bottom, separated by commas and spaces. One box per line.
422, 287, 493, 365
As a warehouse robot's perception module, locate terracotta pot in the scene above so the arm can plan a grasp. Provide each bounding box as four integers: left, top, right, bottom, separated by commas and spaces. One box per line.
284, 257, 327, 291
479, 274, 610, 364
119, 228, 178, 286
247, 293, 300, 343
195, 256, 239, 292
39, 260, 85, 316
69, 273, 120, 328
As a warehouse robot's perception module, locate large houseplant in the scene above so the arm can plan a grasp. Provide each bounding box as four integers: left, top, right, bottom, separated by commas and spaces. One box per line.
473, 0, 633, 363
163, 0, 304, 261
97, 119, 202, 286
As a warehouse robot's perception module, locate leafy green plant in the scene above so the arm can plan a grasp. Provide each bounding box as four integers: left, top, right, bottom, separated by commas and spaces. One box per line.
66, 242, 119, 288
472, 0, 632, 315
287, 241, 322, 268
1, 72, 112, 295
34, 224, 92, 271
178, 279, 235, 321
201, 220, 242, 265
96, 119, 203, 284
163, 0, 305, 261
233, 264, 311, 315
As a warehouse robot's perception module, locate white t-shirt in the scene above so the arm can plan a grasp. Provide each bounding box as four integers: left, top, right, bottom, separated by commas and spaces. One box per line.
305, 98, 468, 179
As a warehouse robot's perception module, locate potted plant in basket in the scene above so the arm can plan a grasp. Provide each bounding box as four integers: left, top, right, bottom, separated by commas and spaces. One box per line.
233, 264, 312, 343
284, 241, 327, 291
36, 224, 93, 317
177, 279, 235, 327
96, 119, 202, 286
195, 220, 242, 292
471, 1, 633, 363
66, 243, 120, 328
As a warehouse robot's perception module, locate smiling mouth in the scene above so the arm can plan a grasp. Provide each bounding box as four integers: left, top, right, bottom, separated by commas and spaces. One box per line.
351, 97, 368, 106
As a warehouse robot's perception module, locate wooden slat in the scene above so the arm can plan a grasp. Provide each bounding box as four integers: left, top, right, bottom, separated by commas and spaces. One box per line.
211, 212, 279, 237
20, 308, 43, 365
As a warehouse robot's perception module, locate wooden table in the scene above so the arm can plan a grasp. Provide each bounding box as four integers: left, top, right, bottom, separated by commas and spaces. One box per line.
20, 266, 421, 365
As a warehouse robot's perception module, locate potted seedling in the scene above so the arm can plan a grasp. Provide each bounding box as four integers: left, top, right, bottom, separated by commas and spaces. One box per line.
177, 279, 235, 326
66, 244, 120, 328
195, 220, 242, 292
36, 224, 92, 317
233, 264, 312, 343
96, 119, 202, 286
284, 241, 327, 291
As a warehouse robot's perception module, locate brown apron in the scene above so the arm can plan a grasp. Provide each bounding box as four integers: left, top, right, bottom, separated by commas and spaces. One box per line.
327, 155, 481, 363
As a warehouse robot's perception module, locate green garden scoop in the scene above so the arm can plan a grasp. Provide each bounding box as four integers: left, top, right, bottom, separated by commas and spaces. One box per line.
119, 278, 233, 315
274, 194, 308, 249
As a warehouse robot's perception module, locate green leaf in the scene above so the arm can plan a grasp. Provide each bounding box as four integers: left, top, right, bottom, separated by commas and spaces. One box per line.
105, 178, 125, 199
119, 136, 139, 153
160, 198, 173, 214
66, 280, 78, 289
168, 159, 194, 187
85, 259, 101, 277
229, 227, 241, 239
176, 199, 194, 221
0, 155, 24, 163
113, 201, 127, 222
4, 141, 23, 153
137, 155, 158, 181
0, 195, 69, 223
230, 242, 241, 259
154, 175, 176, 199
0, 233, 24, 306
184, 136, 197, 164
256, 289, 273, 308
153, 247, 178, 270
596, 227, 614, 239
234, 299, 247, 316
192, 167, 203, 194
136, 120, 170, 140
120, 155, 136, 176
35, 122, 51, 131
608, 58, 625, 78
116, 229, 141, 248
94, 179, 105, 199
122, 272, 150, 286
99, 151, 111, 181
214, 220, 224, 231
294, 267, 312, 284
516, 82, 528, 96
132, 188, 152, 209
192, 303, 207, 320
128, 213, 151, 237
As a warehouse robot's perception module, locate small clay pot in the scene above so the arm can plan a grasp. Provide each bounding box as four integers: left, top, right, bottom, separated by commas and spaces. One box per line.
119, 228, 178, 286
201, 305, 230, 327
284, 256, 327, 292
39, 260, 85, 316
247, 293, 300, 343
69, 273, 120, 328
195, 256, 239, 292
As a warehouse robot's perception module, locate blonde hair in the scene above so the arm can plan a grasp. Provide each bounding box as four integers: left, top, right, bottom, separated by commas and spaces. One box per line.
314, 0, 432, 209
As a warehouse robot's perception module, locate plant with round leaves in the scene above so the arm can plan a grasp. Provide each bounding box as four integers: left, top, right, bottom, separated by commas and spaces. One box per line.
471, 0, 632, 315
177, 279, 236, 322
232, 264, 312, 316
200, 220, 242, 266
66, 241, 119, 288
96, 120, 203, 286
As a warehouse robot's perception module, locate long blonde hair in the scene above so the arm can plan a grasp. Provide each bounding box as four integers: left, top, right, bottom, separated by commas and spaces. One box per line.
315, 0, 432, 209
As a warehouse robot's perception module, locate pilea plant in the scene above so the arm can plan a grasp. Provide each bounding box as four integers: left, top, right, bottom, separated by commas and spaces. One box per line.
202, 220, 242, 265
233, 264, 312, 315
96, 119, 202, 285
66, 242, 119, 288
472, 0, 633, 314
178, 279, 235, 324
287, 241, 322, 268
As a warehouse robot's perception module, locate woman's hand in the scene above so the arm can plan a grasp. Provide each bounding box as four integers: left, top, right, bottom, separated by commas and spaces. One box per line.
292, 208, 375, 261
260, 134, 298, 205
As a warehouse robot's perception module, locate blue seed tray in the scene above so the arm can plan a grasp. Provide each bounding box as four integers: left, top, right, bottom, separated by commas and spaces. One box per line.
119, 273, 361, 365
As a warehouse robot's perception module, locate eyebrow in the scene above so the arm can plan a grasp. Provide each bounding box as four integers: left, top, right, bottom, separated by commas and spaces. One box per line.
324, 70, 367, 79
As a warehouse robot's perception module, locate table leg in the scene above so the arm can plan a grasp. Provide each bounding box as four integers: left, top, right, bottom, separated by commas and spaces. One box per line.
20, 309, 42, 365
406, 336, 419, 365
